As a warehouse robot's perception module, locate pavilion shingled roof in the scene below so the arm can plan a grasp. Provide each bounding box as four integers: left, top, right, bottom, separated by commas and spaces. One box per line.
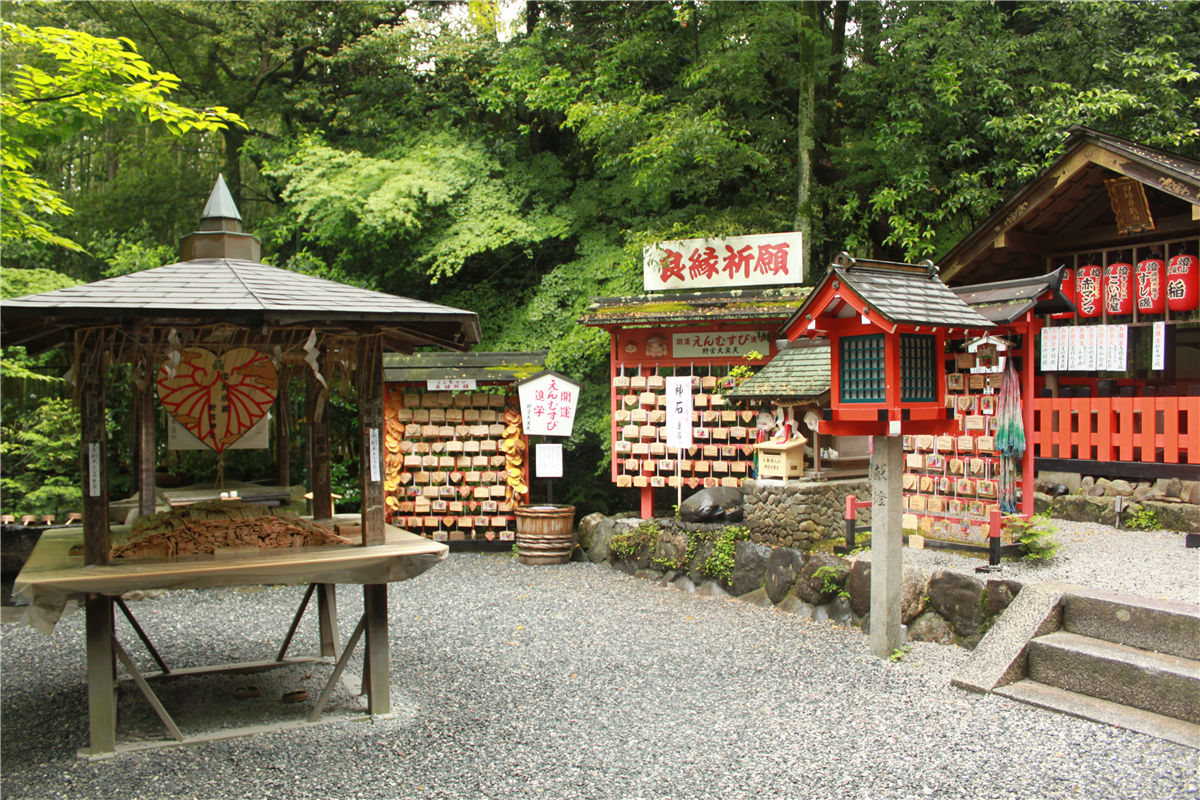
724, 343, 830, 402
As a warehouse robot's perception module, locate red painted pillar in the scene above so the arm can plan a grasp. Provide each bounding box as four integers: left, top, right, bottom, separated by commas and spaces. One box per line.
640, 486, 654, 520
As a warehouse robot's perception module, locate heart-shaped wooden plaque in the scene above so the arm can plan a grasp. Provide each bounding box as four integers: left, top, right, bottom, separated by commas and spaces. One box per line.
157, 347, 277, 453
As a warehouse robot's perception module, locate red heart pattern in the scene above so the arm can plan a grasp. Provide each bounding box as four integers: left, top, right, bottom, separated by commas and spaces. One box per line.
157, 347, 277, 453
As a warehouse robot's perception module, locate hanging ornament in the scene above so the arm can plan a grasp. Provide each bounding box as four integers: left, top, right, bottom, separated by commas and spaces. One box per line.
1103, 262, 1132, 316
1075, 265, 1102, 318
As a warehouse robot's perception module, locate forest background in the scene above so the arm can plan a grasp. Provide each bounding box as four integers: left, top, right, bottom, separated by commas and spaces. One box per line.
2, 0, 1198, 519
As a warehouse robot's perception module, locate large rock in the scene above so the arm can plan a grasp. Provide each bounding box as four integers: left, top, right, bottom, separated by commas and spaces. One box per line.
576, 512, 606, 550
1142, 500, 1200, 533
686, 540, 715, 584
901, 567, 930, 624
1106, 479, 1134, 497
587, 518, 618, 563
846, 561, 929, 623
927, 570, 985, 639
653, 529, 689, 570
1187, 482, 1200, 506
794, 553, 850, 605
906, 611, 955, 645
847, 560, 871, 618
764, 548, 805, 605
729, 540, 772, 597
986, 579, 1023, 618
679, 486, 743, 523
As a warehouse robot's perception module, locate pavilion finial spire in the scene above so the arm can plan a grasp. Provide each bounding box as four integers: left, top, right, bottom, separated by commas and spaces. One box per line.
201, 173, 242, 223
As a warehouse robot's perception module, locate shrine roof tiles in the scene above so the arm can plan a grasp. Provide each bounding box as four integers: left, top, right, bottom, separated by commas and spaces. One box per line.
724, 344, 831, 401
579, 286, 809, 327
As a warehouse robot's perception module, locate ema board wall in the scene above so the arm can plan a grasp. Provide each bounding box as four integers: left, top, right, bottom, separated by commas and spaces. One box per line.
383, 388, 529, 542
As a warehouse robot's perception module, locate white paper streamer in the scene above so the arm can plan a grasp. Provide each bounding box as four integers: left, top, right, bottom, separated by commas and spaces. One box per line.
304, 329, 327, 389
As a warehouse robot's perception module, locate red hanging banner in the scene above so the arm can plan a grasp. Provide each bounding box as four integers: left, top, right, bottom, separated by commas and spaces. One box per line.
1103, 262, 1133, 316
1075, 264, 1102, 318
1135, 257, 1166, 315
1167, 254, 1199, 312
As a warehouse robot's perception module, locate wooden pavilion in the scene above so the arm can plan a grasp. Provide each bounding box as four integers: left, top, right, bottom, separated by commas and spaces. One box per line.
1, 176, 481, 757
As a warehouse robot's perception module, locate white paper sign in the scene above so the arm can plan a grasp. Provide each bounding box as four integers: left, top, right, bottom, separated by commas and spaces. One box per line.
1082, 325, 1098, 372
1152, 321, 1166, 370
1057, 326, 1070, 372
369, 427, 381, 482
88, 442, 101, 497
427, 379, 476, 391
518, 371, 581, 436
1109, 324, 1127, 372
535, 443, 563, 478
1095, 325, 1109, 372
1040, 328, 1055, 372
665, 376, 694, 450
1067, 327, 1083, 372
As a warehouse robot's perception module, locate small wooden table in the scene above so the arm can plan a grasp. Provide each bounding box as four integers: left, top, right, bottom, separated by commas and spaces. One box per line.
13, 519, 447, 758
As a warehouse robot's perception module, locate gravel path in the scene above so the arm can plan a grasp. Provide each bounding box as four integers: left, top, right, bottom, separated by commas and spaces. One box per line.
860, 519, 1200, 605
2, 526, 1198, 800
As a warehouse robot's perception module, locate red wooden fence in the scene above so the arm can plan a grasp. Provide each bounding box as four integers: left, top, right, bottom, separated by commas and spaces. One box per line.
1031, 396, 1200, 465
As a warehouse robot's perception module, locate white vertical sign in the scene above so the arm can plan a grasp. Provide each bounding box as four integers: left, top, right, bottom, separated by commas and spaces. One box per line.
665, 376, 694, 450
88, 442, 101, 497
1082, 325, 1098, 372
1040, 328, 1055, 372
1110, 324, 1127, 372
369, 427, 381, 482
1152, 321, 1166, 370
1095, 325, 1109, 372
1057, 326, 1070, 372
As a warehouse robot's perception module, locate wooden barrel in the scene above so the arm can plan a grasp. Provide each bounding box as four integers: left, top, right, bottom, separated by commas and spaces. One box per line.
514, 504, 577, 565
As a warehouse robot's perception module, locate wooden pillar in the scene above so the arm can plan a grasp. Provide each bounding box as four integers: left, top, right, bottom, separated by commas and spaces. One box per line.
868, 434, 903, 659
316, 583, 339, 659
363, 583, 390, 715
357, 334, 385, 546
80, 336, 110, 565
136, 379, 156, 520
85, 594, 116, 756
276, 376, 291, 488
307, 358, 333, 520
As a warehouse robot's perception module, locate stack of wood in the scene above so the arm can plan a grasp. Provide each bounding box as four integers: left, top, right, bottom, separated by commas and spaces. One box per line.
109, 501, 353, 560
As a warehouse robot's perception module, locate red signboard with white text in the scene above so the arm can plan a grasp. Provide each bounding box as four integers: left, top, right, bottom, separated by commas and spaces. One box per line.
643, 231, 805, 291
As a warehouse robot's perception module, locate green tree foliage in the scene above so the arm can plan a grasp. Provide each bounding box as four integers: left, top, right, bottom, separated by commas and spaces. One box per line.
0, 21, 242, 252
0, 397, 81, 518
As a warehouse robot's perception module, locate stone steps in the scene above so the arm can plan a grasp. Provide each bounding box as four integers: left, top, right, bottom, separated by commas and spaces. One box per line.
1025, 630, 1200, 722
995, 679, 1200, 749
953, 583, 1200, 748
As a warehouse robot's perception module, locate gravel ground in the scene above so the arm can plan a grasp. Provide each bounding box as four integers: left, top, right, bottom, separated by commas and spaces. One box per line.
2, 524, 1198, 800
860, 519, 1200, 605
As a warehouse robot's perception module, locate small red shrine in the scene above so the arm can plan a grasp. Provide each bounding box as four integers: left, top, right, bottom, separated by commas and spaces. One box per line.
780, 254, 995, 437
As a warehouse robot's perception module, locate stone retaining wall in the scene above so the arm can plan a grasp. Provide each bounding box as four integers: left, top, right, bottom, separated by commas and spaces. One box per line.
576, 514, 1016, 650
741, 478, 870, 548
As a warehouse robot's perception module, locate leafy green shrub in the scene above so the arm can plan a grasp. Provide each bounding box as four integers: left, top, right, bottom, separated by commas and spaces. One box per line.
812, 564, 850, 600
1125, 505, 1160, 531
703, 525, 750, 583
1006, 514, 1059, 561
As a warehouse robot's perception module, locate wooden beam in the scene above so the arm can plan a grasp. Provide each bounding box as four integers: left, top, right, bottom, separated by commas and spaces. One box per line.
85, 594, 116, 756
80, 333, 110, 565
307, 358, 333, 520
363, 583, 390, 716
136, 378, 156, 520
357, 334, 385, 546
275, 377, 291, 488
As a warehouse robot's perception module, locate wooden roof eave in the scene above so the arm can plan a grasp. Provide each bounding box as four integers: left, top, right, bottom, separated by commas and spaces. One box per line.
940, 129, 1200, 283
